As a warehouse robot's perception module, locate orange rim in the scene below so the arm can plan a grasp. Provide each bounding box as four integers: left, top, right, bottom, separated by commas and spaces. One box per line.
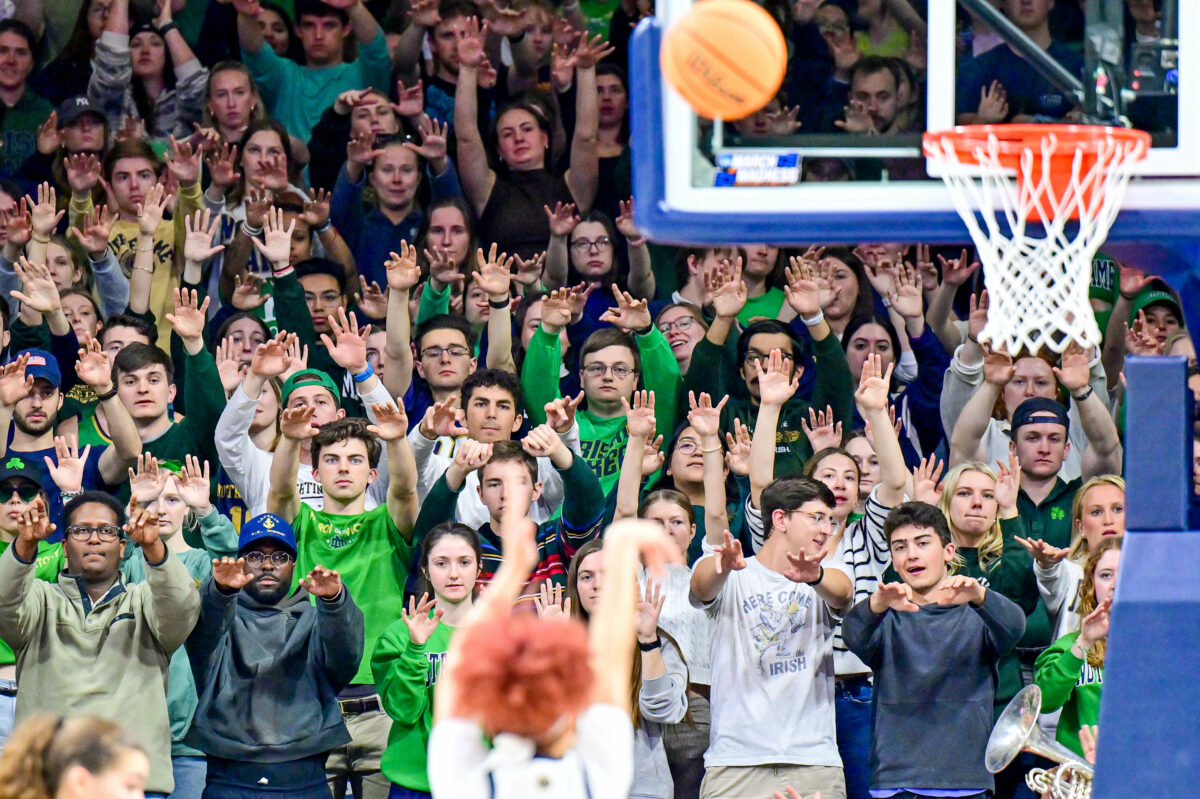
923, 124, 1151, 168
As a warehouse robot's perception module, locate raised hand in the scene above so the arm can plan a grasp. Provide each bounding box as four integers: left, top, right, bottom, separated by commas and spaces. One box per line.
249, 332, 296, 378
367, 403, 410, 441
69, 204, 116, 257
28, 182, 64, 237
259, 152, 289, 191
244, 188, 273, 229
871, 581, 920, 613
512, 251, 546, 287
280, 405, 320, 441
425, 246, 465, 290
802, 404, 843, 452
890, 262, 924, 319
479, 0, 527, 37
521, 423, 566, 460
1125, 311, 1162, 356
128, 453, 165, 505
205, 142, 241, 192
11, 257, 63, 313
124, 506, 162, 547
64, 152, 102, 197
686, 391, 727, 438
420, 396, 470, 439
404, 114, 449, 163
599, 283, 652, 331
183, 208, 225, 265
164, 288, 211, 343
754, 348, 801, 407
911, 455, 944, 505
456, 16, 488, 68
855, 353, 894, 413
938, 248, 981, 287
43, 436, 91, 493
544, 202, 579, 237
384, 242, 422, 292
301, 187, 332, 230
976, 80, 1009, 124
615, 198, 645, 244
993, 451, 1020, 514
231, 272, 269, 310
165, 135, 202, 187
534, 581, 571, 619
176, 454, 213, 510
766, 104, 802, 135
402, 593, 445, 644
835, 98, 875, 133
724, 417, 752, 476
392, 78, 426, 117
634, 579, 666, 642
0, 198, 32, 249
1052, 343, 1091, 394
320, 308, 371, 373
136, 182, 172, 237
453, 439, 494, 477
708, 260, 747, 318
1118, 264, 1155, 301
981, 344, 1015, 386
1014, 536, 1070, 568
474, 243, 514, 301
250, 205, 296, 269
75, 335, 113, 390
641, 434, 665, 474
15, 497, 56, 545
35, 111, 60, 155
543, 391, 584, 435
215, 339, 246, 393
712, 530, 746, 575
937, 574, 986, 606
539, 286, 576, 332
212, 557, 253, 590
783, 547, 825, 584
1078, 598, 1111, 649
355, 276, 389, 320
784, 255, 828, 318
571, 32, 615, 68
299, 565, 343, 599
0, 354, 32, 407
622, 390, 657, 438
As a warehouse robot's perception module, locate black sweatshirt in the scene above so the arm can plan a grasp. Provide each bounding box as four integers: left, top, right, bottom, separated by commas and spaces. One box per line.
842, 589, 1026, 792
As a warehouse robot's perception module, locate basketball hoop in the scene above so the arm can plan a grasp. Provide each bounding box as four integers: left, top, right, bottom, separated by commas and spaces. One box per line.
923, 124, 1151, 354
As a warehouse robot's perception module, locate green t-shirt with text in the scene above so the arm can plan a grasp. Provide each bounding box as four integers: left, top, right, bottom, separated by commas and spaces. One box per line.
293, 503, 414, 684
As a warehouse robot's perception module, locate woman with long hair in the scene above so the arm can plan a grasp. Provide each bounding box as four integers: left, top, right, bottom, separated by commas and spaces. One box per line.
374, 522, 482, 799
0, 714, 149, 799
1034, 537, 1120, 759
200, 62, 267, 149
88, 0, 209, 140
30, 0, 107, 105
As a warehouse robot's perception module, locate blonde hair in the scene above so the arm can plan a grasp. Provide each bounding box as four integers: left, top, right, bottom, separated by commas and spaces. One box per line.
937, 461, 1004, 572
1068, 475, 1125, 562
0, 714, 145, 799
1077, 537, 1122, 669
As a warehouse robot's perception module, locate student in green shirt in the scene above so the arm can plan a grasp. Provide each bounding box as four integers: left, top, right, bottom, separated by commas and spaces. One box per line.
373, 522, 482, 798
0, 21, 54, 181
1034, 538, 1119, 759
522, 284, 681, 495
268, 402, 420, 799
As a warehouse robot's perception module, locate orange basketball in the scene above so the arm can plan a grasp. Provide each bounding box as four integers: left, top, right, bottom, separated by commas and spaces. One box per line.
659, 0, 787, 121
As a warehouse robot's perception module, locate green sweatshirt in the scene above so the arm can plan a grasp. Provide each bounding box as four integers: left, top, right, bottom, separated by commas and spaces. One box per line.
0, 541, 63, 665
522, 326, 681, 495
121, 512, 238, 756
686, 331, 855, 478
1035, 631, 1103, 758
373, 616, 454, 791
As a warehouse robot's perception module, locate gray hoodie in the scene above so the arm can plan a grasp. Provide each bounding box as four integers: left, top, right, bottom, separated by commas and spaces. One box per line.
185, 577, 364, 762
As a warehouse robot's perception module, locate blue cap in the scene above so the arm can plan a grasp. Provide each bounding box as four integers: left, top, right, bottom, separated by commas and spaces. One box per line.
1011, 397, 1070, 433
237, 513, 297, 557
14, 349, 60, 389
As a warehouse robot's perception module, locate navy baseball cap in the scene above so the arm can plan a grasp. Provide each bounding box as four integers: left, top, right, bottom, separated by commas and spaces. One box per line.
1011, 397, 1070, 433
237, 513, 298, 557
56, 95, 104, 127
14, 349, 61, 389
0, 455, 44, 490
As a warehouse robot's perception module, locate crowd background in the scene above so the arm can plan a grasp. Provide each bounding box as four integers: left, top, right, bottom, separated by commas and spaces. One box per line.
0, 0, 1177, 798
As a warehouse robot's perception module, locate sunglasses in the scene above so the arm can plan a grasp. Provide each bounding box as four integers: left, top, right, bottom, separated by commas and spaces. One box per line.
1, 482, 41, 503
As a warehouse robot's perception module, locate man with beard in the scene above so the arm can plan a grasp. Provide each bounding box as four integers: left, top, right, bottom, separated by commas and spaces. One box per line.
185, 513, 364, 798
0, 347, 142, 524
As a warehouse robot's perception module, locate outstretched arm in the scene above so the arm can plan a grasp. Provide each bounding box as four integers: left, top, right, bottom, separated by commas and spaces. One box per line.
369, 403, 421, 540
267, 406, 317, 523
452, 19, 497, 216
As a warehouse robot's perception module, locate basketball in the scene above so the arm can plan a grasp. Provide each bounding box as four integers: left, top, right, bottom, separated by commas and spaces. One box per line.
659, 0, 787, 120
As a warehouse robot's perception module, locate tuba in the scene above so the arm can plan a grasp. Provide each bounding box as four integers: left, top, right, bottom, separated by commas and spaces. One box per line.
986, 685, 1095, 799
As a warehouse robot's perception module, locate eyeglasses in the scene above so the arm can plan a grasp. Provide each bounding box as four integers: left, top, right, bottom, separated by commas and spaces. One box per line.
420, 345, 471, 360
243, 551, 294, 566
744, 351, 794, 365
66, 525, 122, 542
3, 484, 40, 503
675, 439, 704, 455
88, 3, 111, 18
570, 237, 612, 253
582, 363, 636, 378
789, 510, 833, 529
658, 316, 698, 334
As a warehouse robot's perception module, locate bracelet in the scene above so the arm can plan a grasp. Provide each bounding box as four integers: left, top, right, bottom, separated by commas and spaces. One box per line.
634, 322, 654, 337
488, 296, 511, 309
1072, 386, 1094, 403
804, 564, 825, 587
313, 219, 333, 236
352, 364, 375, 383
157, 21, 178, 36
637, 636, 662, 652
31, 235, 49, 244
627, 236, 647, 247
1070, 639, 1091, 659
241, 221, 263, 237
800, 310, 825, 327
700, 445, 723, 453
132, 264, 155, 274
95, 385, 119, 402
967, 332, 979, 344
272, 264, 294, 278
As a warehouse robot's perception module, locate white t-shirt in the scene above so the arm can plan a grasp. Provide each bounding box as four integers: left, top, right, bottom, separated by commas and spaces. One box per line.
691, 556, 849, 768
428, 704, 634, 799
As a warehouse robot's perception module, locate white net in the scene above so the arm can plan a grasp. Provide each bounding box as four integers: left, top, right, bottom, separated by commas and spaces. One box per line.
925, 128, 1148, 354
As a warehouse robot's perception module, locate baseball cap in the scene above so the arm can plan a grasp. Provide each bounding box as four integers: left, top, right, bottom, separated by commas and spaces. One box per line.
281, 369, 341, 408
237, 513, 297, 557
1089, 253, 1118, 305
1128, 282, 1183, 326
0, 455, 44, 490
1011, 397, 1070, 434
14, 349, 61, 389
56, 96, 104, 128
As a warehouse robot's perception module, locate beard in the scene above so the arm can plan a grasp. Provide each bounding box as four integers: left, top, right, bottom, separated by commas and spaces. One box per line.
244, 575, 291, 605
13, 412, 54, 437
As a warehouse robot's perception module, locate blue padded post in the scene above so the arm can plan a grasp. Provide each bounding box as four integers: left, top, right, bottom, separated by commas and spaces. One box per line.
1094, 355, 1200, 798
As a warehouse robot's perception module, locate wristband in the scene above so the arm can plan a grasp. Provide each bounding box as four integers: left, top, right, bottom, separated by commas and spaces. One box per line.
637, 636, 662, 651
95, 386, 119, 402
634, 322, 654, 337
804, 564, 825, 587
800, 310, 825, 327
1072, 386, 1094, 403
272, 264, 294, 278
352, 364, 375, 383
314, 219, 333, 236
488, 296, 511, 309
157, 21, 178, 36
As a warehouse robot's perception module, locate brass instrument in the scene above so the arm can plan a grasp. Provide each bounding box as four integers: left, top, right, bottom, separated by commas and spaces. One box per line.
986, 685, 1094, 799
